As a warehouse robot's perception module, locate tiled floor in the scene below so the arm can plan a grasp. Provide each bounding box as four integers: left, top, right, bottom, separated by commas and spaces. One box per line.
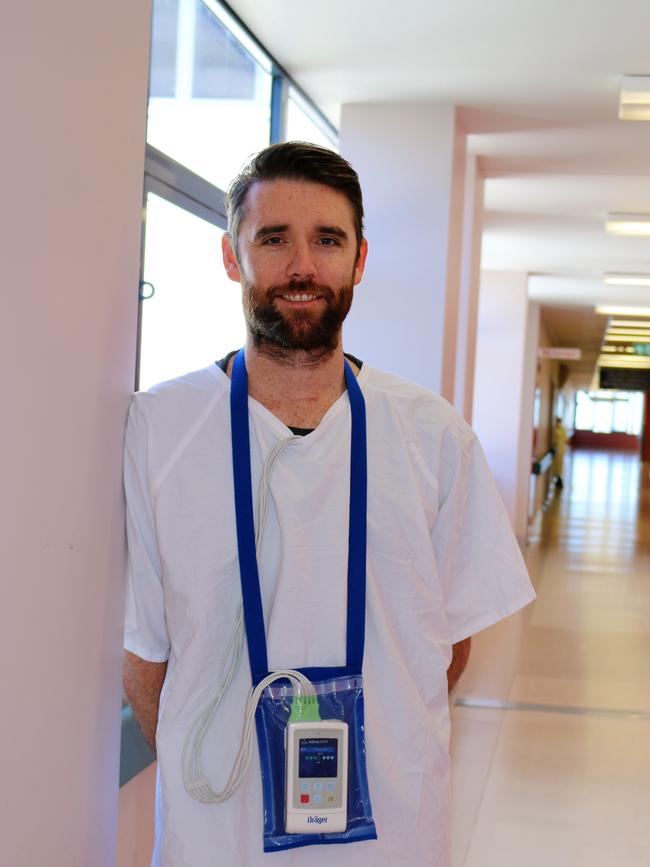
450, 450, 650, 867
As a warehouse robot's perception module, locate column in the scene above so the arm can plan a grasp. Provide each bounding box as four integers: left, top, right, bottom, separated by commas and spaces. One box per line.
339, 104, 466, 400
454, 155, 485, 423
0, 2, 151, 865
472, 272, 539, 544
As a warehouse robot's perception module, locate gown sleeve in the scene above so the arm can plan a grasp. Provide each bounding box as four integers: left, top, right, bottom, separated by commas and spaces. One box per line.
123, 394, 171, 662
430, 422, 536, 645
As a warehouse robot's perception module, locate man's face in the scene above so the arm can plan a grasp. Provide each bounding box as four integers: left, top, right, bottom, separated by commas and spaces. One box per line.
222, 179, 367, 352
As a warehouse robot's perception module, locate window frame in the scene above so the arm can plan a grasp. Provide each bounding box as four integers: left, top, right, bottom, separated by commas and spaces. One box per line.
122, 2, 339, 786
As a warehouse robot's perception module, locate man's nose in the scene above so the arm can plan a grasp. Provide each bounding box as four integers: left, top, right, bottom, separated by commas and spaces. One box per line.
286, 241, 316, 280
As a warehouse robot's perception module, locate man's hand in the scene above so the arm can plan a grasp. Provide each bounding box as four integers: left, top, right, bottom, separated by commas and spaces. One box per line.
123, 651, 168, 753
447, 637, 471, 694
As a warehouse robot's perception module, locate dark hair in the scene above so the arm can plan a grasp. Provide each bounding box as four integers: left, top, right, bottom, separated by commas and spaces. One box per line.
225, 141, 364, 254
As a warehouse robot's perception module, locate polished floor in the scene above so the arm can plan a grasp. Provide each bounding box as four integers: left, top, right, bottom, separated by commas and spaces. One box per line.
450, 449, 650, 867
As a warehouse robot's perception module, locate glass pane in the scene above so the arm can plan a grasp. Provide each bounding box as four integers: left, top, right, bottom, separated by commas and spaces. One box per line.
629, 392, 644, 435
612, 400, 629, 433
592, 401, 613, 433
139, 193, 246, 390
574, 391, 594, 430
147, 0, 272, 191
286, 88, 338, 150
150, 0, 179, 97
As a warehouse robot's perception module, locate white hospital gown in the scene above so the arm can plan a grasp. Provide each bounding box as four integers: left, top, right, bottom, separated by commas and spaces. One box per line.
123, 361, 535, 867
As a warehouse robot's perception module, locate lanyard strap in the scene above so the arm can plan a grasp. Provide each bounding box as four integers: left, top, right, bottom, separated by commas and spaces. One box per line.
230, 348, 367, 682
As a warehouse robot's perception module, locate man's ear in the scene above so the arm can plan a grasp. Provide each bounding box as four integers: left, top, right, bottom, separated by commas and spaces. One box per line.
353, 238, 369, 286
222, 233, 242, 283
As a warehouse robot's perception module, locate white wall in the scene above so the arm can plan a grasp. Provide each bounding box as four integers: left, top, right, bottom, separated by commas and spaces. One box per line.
472, 272, 538, 542
340, 104, 466, 399
1, 3, 151, 865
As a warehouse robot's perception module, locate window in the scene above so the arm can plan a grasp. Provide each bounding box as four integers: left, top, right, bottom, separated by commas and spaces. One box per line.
574, 390, 643, 436
137, 0, 336, 390
124, 0, 338, 790
147, 0, 273, 192
285, 86, 338, 149
138, 192, 245, 390
149, 0, 179, 98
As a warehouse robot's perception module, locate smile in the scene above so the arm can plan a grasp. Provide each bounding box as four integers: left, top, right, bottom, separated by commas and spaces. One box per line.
278, 293, 320, 302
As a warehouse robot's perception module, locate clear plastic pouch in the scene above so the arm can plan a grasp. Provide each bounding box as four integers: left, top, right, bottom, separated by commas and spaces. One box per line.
255, 671, 377, 853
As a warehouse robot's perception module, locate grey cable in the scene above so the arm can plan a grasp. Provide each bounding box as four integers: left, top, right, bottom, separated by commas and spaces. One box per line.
182, 435, 303, 803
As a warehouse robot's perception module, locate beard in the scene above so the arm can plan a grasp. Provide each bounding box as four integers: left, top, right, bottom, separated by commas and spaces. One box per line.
242, 278, 354, 353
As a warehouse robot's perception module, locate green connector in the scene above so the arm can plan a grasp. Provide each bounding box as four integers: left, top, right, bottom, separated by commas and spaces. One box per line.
288, 693, 321, 723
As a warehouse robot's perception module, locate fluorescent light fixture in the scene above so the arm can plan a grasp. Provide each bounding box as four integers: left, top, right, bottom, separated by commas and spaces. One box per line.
597, 357, 650, 368
603, 335, 650, 342
598, 352, 650, 363
605, 213, 650, 236
596, 305, 650, 316
607, 327, 650, 334
604, 273, 650, 286
619, 75, 650, 120
611, 319, 650, 328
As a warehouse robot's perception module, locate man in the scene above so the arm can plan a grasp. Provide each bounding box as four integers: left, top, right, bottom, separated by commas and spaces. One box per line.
123, 142, 535, 866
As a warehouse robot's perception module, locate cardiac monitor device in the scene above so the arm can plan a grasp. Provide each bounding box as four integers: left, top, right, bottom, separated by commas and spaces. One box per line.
285, 720, 348, 834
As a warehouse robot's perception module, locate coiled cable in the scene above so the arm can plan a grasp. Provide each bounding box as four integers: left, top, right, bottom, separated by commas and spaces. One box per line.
182, 435, 305, 803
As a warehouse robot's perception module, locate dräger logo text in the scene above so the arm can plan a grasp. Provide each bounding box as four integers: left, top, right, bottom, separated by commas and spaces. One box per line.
307, 816, 328, 825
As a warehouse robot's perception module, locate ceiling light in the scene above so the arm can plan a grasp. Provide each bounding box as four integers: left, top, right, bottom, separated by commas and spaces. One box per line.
597, 357, 650, 368
604, 273, 650, 286
605, 213, 650, 236
611, 319, 650, 327
596, 305, 650, 316
598, 352, 650, 363
619, 75, 650, 120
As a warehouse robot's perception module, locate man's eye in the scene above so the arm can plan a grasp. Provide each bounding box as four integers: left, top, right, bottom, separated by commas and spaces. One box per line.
262, 236, 283, 245
318, 237, 339, 247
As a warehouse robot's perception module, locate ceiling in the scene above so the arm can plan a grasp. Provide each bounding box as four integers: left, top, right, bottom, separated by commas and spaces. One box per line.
230, 0, 650, 367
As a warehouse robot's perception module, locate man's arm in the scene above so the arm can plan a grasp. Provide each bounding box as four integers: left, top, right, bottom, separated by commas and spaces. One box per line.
123, 650, 168, 754
447, 637, 471, 694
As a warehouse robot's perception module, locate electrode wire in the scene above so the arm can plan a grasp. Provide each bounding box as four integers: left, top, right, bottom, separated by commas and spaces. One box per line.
182, 435, 305, 803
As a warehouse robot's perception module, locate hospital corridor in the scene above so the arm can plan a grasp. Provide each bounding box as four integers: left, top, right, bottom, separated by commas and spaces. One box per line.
7, 1, 650, 865
450, 449, 650, 867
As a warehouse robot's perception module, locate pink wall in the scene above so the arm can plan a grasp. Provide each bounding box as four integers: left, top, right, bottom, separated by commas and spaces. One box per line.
472, 272, 539, 542
117, 765, 157, 867
1, 2, 151, 864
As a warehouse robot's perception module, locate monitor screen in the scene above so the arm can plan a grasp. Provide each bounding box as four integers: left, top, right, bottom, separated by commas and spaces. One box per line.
298, 737, 338, 778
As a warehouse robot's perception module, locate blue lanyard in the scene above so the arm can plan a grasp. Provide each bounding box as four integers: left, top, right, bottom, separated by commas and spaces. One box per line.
230, 348, 367, 683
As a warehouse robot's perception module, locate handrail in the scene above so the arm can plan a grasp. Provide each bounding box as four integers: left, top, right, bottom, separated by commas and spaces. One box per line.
531, 447, 555, 476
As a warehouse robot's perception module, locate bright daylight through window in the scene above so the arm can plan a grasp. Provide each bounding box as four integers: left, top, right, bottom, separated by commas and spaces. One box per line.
574, 390, 644, 435
148, 0, 272, 192
139, 194, 246, 390
137, 0, 337, 391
